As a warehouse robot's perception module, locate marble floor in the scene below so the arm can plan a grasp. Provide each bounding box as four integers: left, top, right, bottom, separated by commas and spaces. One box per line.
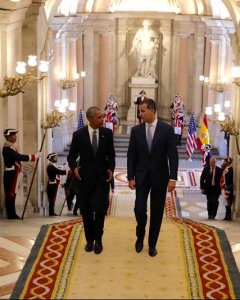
0, 158, 240, 299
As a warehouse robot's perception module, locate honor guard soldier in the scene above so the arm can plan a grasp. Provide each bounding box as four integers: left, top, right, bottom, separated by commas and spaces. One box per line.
46, 153, 66, 216
2, 128, 41, 219
134, 90, 146, 124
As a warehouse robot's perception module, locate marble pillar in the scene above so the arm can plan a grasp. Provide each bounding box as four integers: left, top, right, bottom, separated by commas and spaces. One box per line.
84, 28, 95, 109
159, 20, 172, 120
76, 34, 84, 112
115, 19, 128, 119
99, 33, 114, 110
0, 11, 26, 215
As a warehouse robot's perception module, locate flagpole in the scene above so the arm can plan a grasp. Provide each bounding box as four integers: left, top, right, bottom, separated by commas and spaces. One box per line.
21, 110, 67, 220
21, 130, 47, 219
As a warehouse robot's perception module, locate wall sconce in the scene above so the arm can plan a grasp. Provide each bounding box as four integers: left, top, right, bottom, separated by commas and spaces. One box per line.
199, 75, 227, 92
59, 71, 86, 89
0, 55, 49, 98
205, 101, 240, 155
199, 75, 209, 85
54, 98, 76, 117
232, 66, 240, 87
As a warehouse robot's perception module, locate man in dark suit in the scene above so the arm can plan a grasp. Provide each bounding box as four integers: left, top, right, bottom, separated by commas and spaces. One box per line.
67, 106, 115, 254
127, 98, 179, 257
200, 156, 223, 220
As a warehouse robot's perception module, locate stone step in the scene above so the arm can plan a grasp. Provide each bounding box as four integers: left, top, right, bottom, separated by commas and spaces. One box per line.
61, 128, 220, 161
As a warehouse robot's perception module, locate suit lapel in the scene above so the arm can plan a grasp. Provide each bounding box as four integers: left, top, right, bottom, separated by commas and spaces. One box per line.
141, 124, 148, 150
151, 120, 161, 151
97, 128, 105, 154
83, 126, 95, 155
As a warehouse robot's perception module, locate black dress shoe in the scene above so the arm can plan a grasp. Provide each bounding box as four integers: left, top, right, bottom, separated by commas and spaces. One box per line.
49, 213, 58, 216
85, 242, 94, 252
135, 239, 143, 253
8, 215, 20, 219
149, 248, 157, 257
94, 240, 103, 254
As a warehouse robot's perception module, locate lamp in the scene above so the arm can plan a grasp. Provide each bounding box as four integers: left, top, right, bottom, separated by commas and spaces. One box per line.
199, 75, 209, 85
232, 66, 240, 87
59, 71, 86, 89
0, 56, 49, 98
54, 98, 76, 117
199, 75, 227, 92
205, 101, 240, 155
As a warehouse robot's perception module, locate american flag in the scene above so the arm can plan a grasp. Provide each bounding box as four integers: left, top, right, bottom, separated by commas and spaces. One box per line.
77, 109, 85, 129
186, 113, 197, 159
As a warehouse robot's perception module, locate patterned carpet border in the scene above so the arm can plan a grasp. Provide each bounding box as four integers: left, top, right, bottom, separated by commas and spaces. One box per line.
10, 219, 83, 300
11, 193, 240, 299
166, 193, 240, 299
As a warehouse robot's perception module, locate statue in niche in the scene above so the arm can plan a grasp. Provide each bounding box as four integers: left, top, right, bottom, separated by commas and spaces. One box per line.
129, 20, 159, 78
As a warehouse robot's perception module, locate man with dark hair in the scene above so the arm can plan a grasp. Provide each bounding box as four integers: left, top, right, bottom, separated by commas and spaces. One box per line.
127, 98, 179, 257
2, 128, 41, 219
67, 106, 115, 254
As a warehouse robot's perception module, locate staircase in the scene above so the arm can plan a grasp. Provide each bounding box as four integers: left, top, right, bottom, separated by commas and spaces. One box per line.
59, 125, 220, 160
114, 133, 219, 159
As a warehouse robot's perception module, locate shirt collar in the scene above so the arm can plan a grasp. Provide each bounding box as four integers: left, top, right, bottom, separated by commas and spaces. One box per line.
88, 126, 99, 135
146, 118, 157, 127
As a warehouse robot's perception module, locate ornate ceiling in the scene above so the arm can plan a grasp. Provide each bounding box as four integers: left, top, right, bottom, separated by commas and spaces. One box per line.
55, 0, 230, 17
0, 0, 239, 28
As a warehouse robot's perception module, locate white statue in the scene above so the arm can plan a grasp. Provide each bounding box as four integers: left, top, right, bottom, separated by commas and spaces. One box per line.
129, 20, 159, 78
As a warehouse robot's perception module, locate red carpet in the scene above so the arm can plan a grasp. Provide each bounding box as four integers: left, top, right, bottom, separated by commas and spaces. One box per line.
11, 193, 240, 299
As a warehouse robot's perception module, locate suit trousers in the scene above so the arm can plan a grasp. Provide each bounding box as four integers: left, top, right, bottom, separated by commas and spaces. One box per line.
206, 186, 220, 218
79, 180, 108, 243
134, 178, 167, 248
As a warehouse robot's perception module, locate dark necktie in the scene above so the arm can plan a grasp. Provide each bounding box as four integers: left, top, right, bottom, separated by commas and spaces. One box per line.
92, 130, 98, 154
146, 124, 153, 151
211, 167, 215, 185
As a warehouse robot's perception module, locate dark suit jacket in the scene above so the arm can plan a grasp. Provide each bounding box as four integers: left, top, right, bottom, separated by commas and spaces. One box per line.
127, 119, 178, 188
67, 126, 115, 211
200, 166, 223, 195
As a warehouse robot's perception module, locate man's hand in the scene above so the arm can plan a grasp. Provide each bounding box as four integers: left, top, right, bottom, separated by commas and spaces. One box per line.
128, 179, 136, 190
168, 180, 176, 192
106, 169, 113, 182
73, 167, 81, 181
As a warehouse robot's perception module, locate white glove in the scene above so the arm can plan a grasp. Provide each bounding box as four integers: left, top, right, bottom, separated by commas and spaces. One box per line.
35, 152, 42, 159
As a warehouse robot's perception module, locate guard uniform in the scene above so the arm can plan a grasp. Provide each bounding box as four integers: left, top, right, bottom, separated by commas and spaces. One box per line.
46, 153, 66, 216
134, 90, 146, 124
2, 128, 37, 219
221, 157, 234, 220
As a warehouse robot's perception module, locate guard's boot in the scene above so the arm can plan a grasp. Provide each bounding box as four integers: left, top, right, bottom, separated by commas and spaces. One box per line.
49, 202, 57, 216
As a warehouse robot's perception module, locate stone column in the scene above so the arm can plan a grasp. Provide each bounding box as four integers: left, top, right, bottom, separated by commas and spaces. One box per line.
68, 37, 78, 131
50, 40, 61, 106
159, 20, 173, 120
83, 28, 95, 109
22, 2, 49, 214
98, 32, 114, 110
0, 8, 27, 216
115, 19, 128, 119
76, 34, 84, 112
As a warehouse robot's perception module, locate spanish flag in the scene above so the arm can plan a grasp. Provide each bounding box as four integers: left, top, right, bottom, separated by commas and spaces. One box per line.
197, 114, 210, 154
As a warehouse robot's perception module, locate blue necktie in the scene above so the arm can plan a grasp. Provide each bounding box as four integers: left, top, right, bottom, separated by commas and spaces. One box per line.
147, 124, 152, 151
